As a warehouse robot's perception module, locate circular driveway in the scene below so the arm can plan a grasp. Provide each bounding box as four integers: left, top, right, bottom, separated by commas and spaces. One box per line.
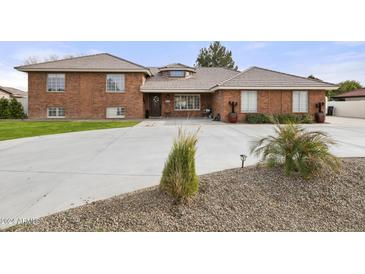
1, 116, 365, 228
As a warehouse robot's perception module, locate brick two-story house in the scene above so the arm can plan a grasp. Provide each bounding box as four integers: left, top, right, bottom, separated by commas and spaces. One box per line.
15, 53, 337, 122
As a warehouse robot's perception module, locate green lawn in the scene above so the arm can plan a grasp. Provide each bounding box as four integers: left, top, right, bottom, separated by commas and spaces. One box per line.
0, 120, 139, 141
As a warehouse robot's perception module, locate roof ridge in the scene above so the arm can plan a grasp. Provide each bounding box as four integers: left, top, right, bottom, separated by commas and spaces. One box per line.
15, 53, 108, 69
0, 86, 12, 95
0, 85, 25, 94
195, 66, 240, 72
250, 66, 337, 87
103, 53, 149, 70
211, 66, 253, 89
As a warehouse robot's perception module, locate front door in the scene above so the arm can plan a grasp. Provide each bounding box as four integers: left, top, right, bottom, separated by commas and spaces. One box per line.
149, 93, 161, 117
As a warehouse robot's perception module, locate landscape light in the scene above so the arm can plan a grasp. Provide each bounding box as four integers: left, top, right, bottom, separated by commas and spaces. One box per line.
240, 154, 247, 168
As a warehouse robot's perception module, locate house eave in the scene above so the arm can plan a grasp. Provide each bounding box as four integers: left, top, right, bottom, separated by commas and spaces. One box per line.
15, 67, 152, 76
211, 86, 338, 91
140, 88, 213, 93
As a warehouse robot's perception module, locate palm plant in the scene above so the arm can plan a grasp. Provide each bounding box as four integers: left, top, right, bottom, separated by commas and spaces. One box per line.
251, 123, 340, 178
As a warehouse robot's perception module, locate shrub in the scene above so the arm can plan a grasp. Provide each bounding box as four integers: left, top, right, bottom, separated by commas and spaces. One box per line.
0, 98, 11, 119
273, 114, 297, 124
160, 128, 199, 200
246, 113, 274, 124
297, 114, 313, 124
8, 98, 26, 119
251, 123, 340, 178
247, 113, 313, 124
0, 98, 25, 119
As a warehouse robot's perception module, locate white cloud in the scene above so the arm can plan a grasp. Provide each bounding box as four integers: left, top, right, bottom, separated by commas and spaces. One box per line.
85, 48, 103, 55
333, 41, 365, 47
243, 42, 269, 50
0, 63, 27, 91
291, 51, 365, 85
309, 60, 365, 85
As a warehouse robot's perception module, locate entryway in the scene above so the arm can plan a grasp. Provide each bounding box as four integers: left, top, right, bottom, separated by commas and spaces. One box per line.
149, 93, 161, 117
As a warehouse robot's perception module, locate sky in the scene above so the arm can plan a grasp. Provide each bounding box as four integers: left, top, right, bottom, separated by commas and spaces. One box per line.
1, 41, 365, 91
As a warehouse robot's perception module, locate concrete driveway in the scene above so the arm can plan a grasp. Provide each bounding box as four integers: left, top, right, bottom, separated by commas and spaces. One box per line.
1, 116, 365, 228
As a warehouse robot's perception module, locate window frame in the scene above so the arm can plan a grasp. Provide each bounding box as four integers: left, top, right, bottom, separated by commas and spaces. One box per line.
174, 94, 201, 111
47, 74, 65, 92
292, 91, 308, 113
169, 70, 185, 77
106, 74, 125, 93
47, 107, 65, 118
241, 90, 258, 113
106, 106, 126, 118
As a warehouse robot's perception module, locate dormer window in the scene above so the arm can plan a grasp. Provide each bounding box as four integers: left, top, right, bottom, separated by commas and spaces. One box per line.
158, 63, 196, 78
169, 70, 185, 77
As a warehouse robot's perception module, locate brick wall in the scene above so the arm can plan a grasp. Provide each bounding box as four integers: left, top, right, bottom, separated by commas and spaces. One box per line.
212, 89, 326, 122
155, 93, 212, 118
28, 72, 146, 119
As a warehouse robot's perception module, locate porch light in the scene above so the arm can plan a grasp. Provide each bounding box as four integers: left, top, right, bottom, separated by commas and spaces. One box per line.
240, 154, 247, 168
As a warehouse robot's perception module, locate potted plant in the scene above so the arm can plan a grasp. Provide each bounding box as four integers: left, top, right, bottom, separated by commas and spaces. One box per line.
228, 101, 238, 123
315, 102, 325, 123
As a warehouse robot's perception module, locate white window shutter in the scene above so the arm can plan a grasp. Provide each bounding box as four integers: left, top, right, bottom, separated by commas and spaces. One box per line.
300, 91, 308, 112
241, 91, 257, 112
293, 91, 299, 112
293, 91, 308, 113
250, 91, 257, 112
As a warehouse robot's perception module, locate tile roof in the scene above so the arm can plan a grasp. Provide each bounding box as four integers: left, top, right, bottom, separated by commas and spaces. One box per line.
0, 86, 27, 97
159, 63, 195, 69
141, 67, 240, 91
333, 88, 365, 98
15, 53, 151, 75
215, 66, 338, 90
158, 63, 196, 72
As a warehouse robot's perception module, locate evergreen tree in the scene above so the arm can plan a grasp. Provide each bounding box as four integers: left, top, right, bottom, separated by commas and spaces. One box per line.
195, 41, 238, 70
0, 98, 10, 119
8, 98, 25, 119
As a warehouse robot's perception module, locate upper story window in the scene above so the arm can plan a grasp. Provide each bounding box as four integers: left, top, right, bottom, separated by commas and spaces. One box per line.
106, 74, 125, 92
169, 70, 185, 77
47, 74, 65, 92
292, 91, 308, 113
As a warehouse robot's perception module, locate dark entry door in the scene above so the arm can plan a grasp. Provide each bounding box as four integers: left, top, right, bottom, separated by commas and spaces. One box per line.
149, 93, 161, 117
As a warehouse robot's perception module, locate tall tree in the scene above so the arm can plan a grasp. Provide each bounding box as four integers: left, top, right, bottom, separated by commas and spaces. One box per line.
327, 80, 363, 99
336, 80, 362, 94
23, 54, 83, 65
195, 41, 238, 70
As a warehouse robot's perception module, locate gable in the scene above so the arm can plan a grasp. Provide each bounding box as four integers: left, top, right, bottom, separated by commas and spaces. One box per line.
15, 53, 151, 75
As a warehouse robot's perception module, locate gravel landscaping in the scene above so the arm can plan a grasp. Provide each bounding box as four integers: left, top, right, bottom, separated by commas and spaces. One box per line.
7, 158, 365, 232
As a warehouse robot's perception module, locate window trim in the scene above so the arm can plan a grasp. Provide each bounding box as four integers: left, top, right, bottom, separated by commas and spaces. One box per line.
292, 90, 308, 113
106, 106, 126, 118
106, 74, 125, 93
241, 90, 258, 113
47, 73, 65, 92
47, 107, 65, 118
169, 70, 185, 77
174, 94, 201, 111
